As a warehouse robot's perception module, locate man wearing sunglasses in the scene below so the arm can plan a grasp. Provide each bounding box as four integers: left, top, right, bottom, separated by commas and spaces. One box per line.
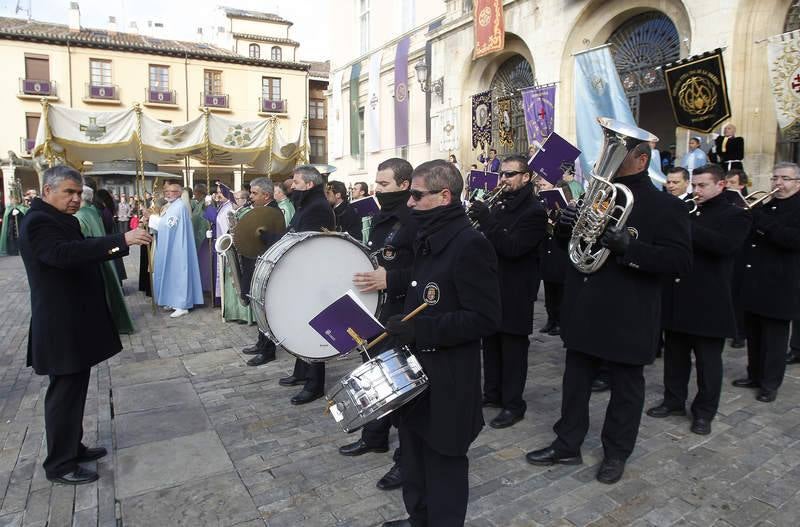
469, 155, 547, 429
382, 160, 500, 527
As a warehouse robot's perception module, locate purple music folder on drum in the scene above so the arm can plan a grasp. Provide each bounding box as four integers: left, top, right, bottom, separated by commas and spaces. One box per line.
309, 290, 385, 355
529, 132, 581, 185
469, 170, 499, 191
350, 196, 380, 218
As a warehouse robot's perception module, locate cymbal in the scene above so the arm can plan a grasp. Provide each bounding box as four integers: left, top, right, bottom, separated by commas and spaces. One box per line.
232, 206, 285, 258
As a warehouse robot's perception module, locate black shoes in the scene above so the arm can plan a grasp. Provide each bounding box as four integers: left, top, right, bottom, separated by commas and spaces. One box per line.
591, 378, 610, 392
376, 463, 402, 490
481, 396, 501, 408
646, 404, 686, 418
48, 467, 99, 486
730, 338, 746, 349
732, 378, 760, 388
279, 375, 307, 387
539, 320, 556, 333
338, 439, 389, 457
246, 352, 275, 366
756, 389, 777, 403
290, 389, 323, 405
691, 417, 712, 435
547, 325, 561, 336
241, 343, 261, 355
525, 447, 582, 466
787, 353, 800, 365
489, 409, 524, 429
382, 520, 411, 527
76, 447, 108, 463
596, 458, 625, 484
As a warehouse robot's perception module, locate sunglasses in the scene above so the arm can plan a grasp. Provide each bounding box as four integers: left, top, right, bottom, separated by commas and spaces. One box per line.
499, 170, 527, 178
409, 188, 443, 201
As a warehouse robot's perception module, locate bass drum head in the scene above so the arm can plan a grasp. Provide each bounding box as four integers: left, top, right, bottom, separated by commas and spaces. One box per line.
263, 233, 380, 361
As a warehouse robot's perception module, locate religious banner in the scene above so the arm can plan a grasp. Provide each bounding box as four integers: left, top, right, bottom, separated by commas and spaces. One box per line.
330, 70, 344, 159
473, 0, 505, 59
349, 62, 362, 157
366, 51, 382, 153
471, 90, 492, 149
663, 49, 731, 133
438, 106, 459, 152
394, 36, 410, 148
522, 85, 556, 146
767, 30, 800, 141
497, 98, 514, 147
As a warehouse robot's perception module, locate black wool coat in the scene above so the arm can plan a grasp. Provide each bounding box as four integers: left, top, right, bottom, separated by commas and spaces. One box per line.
333, 202, 362, 240
398, 210, 500, 456
662, 193, 751, 337
369, 202, 417, 319
476, 182, 547, 335
539, 231, 568, 284
288, 185, 336, 233
560, 171, 693, 365
740, 191, 800, 320
20, 198, 129, 375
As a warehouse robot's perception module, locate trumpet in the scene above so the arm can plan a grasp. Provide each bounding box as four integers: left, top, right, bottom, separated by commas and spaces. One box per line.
468, 184, 506, 227
744, 188, 779, 209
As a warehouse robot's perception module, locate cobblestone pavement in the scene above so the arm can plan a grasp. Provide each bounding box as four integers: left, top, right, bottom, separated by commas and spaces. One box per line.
1, 248, 800, 527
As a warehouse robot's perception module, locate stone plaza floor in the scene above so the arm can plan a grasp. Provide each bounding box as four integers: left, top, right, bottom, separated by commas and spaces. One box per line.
1, 248, 800, 526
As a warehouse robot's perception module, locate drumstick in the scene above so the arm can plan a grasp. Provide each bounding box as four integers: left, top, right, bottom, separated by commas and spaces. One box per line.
366, 302, 430, 350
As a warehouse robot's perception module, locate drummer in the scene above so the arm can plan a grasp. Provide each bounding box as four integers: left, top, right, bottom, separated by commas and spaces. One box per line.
342, 158, 417, 492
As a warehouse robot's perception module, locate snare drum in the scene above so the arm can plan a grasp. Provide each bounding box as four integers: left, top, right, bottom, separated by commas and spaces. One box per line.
326, 347, 429, 433
250, 232, 383, 362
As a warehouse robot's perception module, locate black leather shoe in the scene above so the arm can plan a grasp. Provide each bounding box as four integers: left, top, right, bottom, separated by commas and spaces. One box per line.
47, 467, 99, 485
787, 353, 800, 365
482, 396, 501, 408
246, 353, 274, 366
646, 404, 686, 418
338, 439, 389, 457
596, 458, 625, 484
76, 447, 107, 463
591, 378, 610, 392
290, 389, 323, 405
525, 447, 582, 466
376, 463, 402, 490
241, 343, 261, 355
730, 338, 746, 349
279, 375, 307, 387
691, 417, 712, 435
547, 325, 561, 336
539, 320, 556, 333
489, 409, 524, 429
732, 378, 760, 388
382, 520, 411, 527
756, 389, 777, 403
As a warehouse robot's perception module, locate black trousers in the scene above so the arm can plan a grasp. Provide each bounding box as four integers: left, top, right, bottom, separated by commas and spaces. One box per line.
745, 312, 791, 391
482, 332, 529, 415
255, 332, 276, 354
662, 330, 724, 420
789, 319, 800, 356
552, 350, 645, 461
400, 426, 468, 527
291, 359, 325, 393
543, 281, 563, 324
43, 369, 92, 478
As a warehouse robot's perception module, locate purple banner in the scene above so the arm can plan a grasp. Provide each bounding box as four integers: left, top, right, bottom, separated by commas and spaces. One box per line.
522, 85, 556, 145
471, 90, 493, 149
394, 37, 410, 148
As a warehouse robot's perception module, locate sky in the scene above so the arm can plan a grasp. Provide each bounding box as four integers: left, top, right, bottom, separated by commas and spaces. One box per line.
0, 0, 332, 61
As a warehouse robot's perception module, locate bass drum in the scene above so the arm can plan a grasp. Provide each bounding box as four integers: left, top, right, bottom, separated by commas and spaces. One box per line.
250, 232, 383, 362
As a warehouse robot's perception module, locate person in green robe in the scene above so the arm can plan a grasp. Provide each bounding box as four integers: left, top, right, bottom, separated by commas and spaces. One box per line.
0, 197, 29, 256
218, 190, 255, 324
74, 186, 135, 334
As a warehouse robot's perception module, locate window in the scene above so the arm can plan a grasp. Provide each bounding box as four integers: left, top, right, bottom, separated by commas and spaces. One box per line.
249, 43, 260, 58
271, 46, 282, 61
204, 70, 222, 94
149, 65, 169, 91
25, 113, 40, 140
90, 59, 112, 86
309, 99, 325, 119
262, 77, 281, 101
309, 136, 326, 162
359, 0, 370, 55
25, 54, 49, 81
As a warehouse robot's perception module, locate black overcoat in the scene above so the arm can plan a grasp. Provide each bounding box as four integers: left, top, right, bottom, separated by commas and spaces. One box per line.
368, 202, 417, 319
740, 191, 800, 320
477, 183, 547, 335
333, 202, 362, 240
288, 185, 336, 232
399, 210, 500, 456
713, 135, 744, 169
20, 198, 129, 375
560, 171, 693, 365
539, 232, 568, 284
662, 193, 751, 337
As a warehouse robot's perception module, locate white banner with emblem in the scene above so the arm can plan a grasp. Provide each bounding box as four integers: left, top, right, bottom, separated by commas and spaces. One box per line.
767, 29, 800, 141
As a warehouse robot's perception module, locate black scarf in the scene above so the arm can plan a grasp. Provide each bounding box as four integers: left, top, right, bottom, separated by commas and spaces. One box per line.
412, 202, 466, 239
376, 190, 410, 211
290, 184, 325, 207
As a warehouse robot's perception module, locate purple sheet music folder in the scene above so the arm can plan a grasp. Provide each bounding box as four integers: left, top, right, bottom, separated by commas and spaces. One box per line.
529, 132, 581, 185
350, 196, 381, 218
539, 188, 568, 210
308, 290, 385, 355
469, 170, 499, 191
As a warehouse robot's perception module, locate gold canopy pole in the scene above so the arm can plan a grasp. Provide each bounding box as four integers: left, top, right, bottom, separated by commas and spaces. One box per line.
134, 103, 156, 314
203, 107, 214, 304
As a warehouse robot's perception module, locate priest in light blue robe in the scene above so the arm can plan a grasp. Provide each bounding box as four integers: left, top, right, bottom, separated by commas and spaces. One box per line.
153, 180, 204, 318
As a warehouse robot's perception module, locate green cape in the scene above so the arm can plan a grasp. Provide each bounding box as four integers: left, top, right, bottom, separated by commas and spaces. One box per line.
0, 204, 28, 256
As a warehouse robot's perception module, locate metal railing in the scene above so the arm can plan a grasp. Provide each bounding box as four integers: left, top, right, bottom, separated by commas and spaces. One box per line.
202, 92, 229, 108
146, 88, 177, 105
260, 98, 287, 113
20, 137, 36, 154
19, 78, 56, 96
86, 83, 119, 100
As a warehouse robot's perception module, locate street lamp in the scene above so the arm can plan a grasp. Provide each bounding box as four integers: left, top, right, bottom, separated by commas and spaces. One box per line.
414, 59, 443, 103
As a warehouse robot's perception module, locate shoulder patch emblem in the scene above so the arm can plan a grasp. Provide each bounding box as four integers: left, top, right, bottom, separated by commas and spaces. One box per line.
423, 282, 440, 305
382, 245, 397, 261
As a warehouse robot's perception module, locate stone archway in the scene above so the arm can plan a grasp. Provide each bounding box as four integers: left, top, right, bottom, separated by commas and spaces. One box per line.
489, 55, 536, 155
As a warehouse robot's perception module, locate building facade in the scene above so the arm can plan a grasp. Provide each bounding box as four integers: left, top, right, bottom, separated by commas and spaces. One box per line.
327, 0, 800, 190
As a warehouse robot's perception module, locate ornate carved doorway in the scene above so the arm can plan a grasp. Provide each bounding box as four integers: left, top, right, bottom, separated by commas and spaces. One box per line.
489, 55, 535, 156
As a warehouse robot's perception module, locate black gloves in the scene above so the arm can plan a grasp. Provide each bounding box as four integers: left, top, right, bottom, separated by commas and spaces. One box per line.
558, 204, 579, 228
600, 225, 631, 255
468, 200, 493, 227
385, 314, 415, 345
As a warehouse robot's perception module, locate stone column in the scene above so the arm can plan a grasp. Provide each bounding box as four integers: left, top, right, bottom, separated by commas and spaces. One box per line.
2, 165, 16, 206
233, 169, 244, 191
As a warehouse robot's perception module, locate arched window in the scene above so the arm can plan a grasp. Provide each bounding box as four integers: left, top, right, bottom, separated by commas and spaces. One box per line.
271, 46, 282, 61
249, 43, 260, 59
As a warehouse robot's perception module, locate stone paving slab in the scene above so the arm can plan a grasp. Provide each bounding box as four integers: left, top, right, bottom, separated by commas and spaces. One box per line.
114, 403, 212, 449
112, 377, 199, 414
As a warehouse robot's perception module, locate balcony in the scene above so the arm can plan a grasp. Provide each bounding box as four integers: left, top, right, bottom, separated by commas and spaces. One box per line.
259, 98, 287, 115
20, 137, 35, 156
145, 88, 178, 107
18, 78, 57, 100
84, 84, 121, 104
202, 92, 230, 111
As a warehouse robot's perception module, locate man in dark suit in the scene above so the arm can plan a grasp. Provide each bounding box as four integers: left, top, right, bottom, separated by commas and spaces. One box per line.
733, 162, 800, 402
382, 160, 500, 527
19, 166, 151, 485
648, 164, 751, 434
326, 180, 362, 240
277, 165, 336, 405
710, 123, 744, 172
469, 154, 546, 429
665, 166, 692, 201
526, 141, 692, 484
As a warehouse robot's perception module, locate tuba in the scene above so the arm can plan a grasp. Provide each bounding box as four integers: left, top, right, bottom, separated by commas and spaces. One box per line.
214, 211, 249, 306
568, 117, 658, 273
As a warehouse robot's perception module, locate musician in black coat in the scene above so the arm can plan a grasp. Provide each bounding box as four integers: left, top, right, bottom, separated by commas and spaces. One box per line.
710, 124, 744, 172
733, 162, 800, 402
277, 166, 336, 405
526, 141, 692, 485
469, 155, 546, 429
536, 178, 573, 336
19, 166, 151, 485
648, 164, 751, 435
327, 180, 362, 240
339, 158, 417, 492
382, 160, 500, 527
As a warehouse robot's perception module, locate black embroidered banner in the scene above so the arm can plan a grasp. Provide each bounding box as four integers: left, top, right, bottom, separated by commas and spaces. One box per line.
663, 49, 731, 133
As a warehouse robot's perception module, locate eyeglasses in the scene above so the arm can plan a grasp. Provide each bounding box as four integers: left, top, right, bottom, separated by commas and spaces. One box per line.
409, 188, 443, 201
770, 176, 800, 182
499, 170, 527, 179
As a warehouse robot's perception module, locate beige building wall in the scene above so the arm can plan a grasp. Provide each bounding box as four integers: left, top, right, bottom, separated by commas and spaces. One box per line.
229, 17, 291, 40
